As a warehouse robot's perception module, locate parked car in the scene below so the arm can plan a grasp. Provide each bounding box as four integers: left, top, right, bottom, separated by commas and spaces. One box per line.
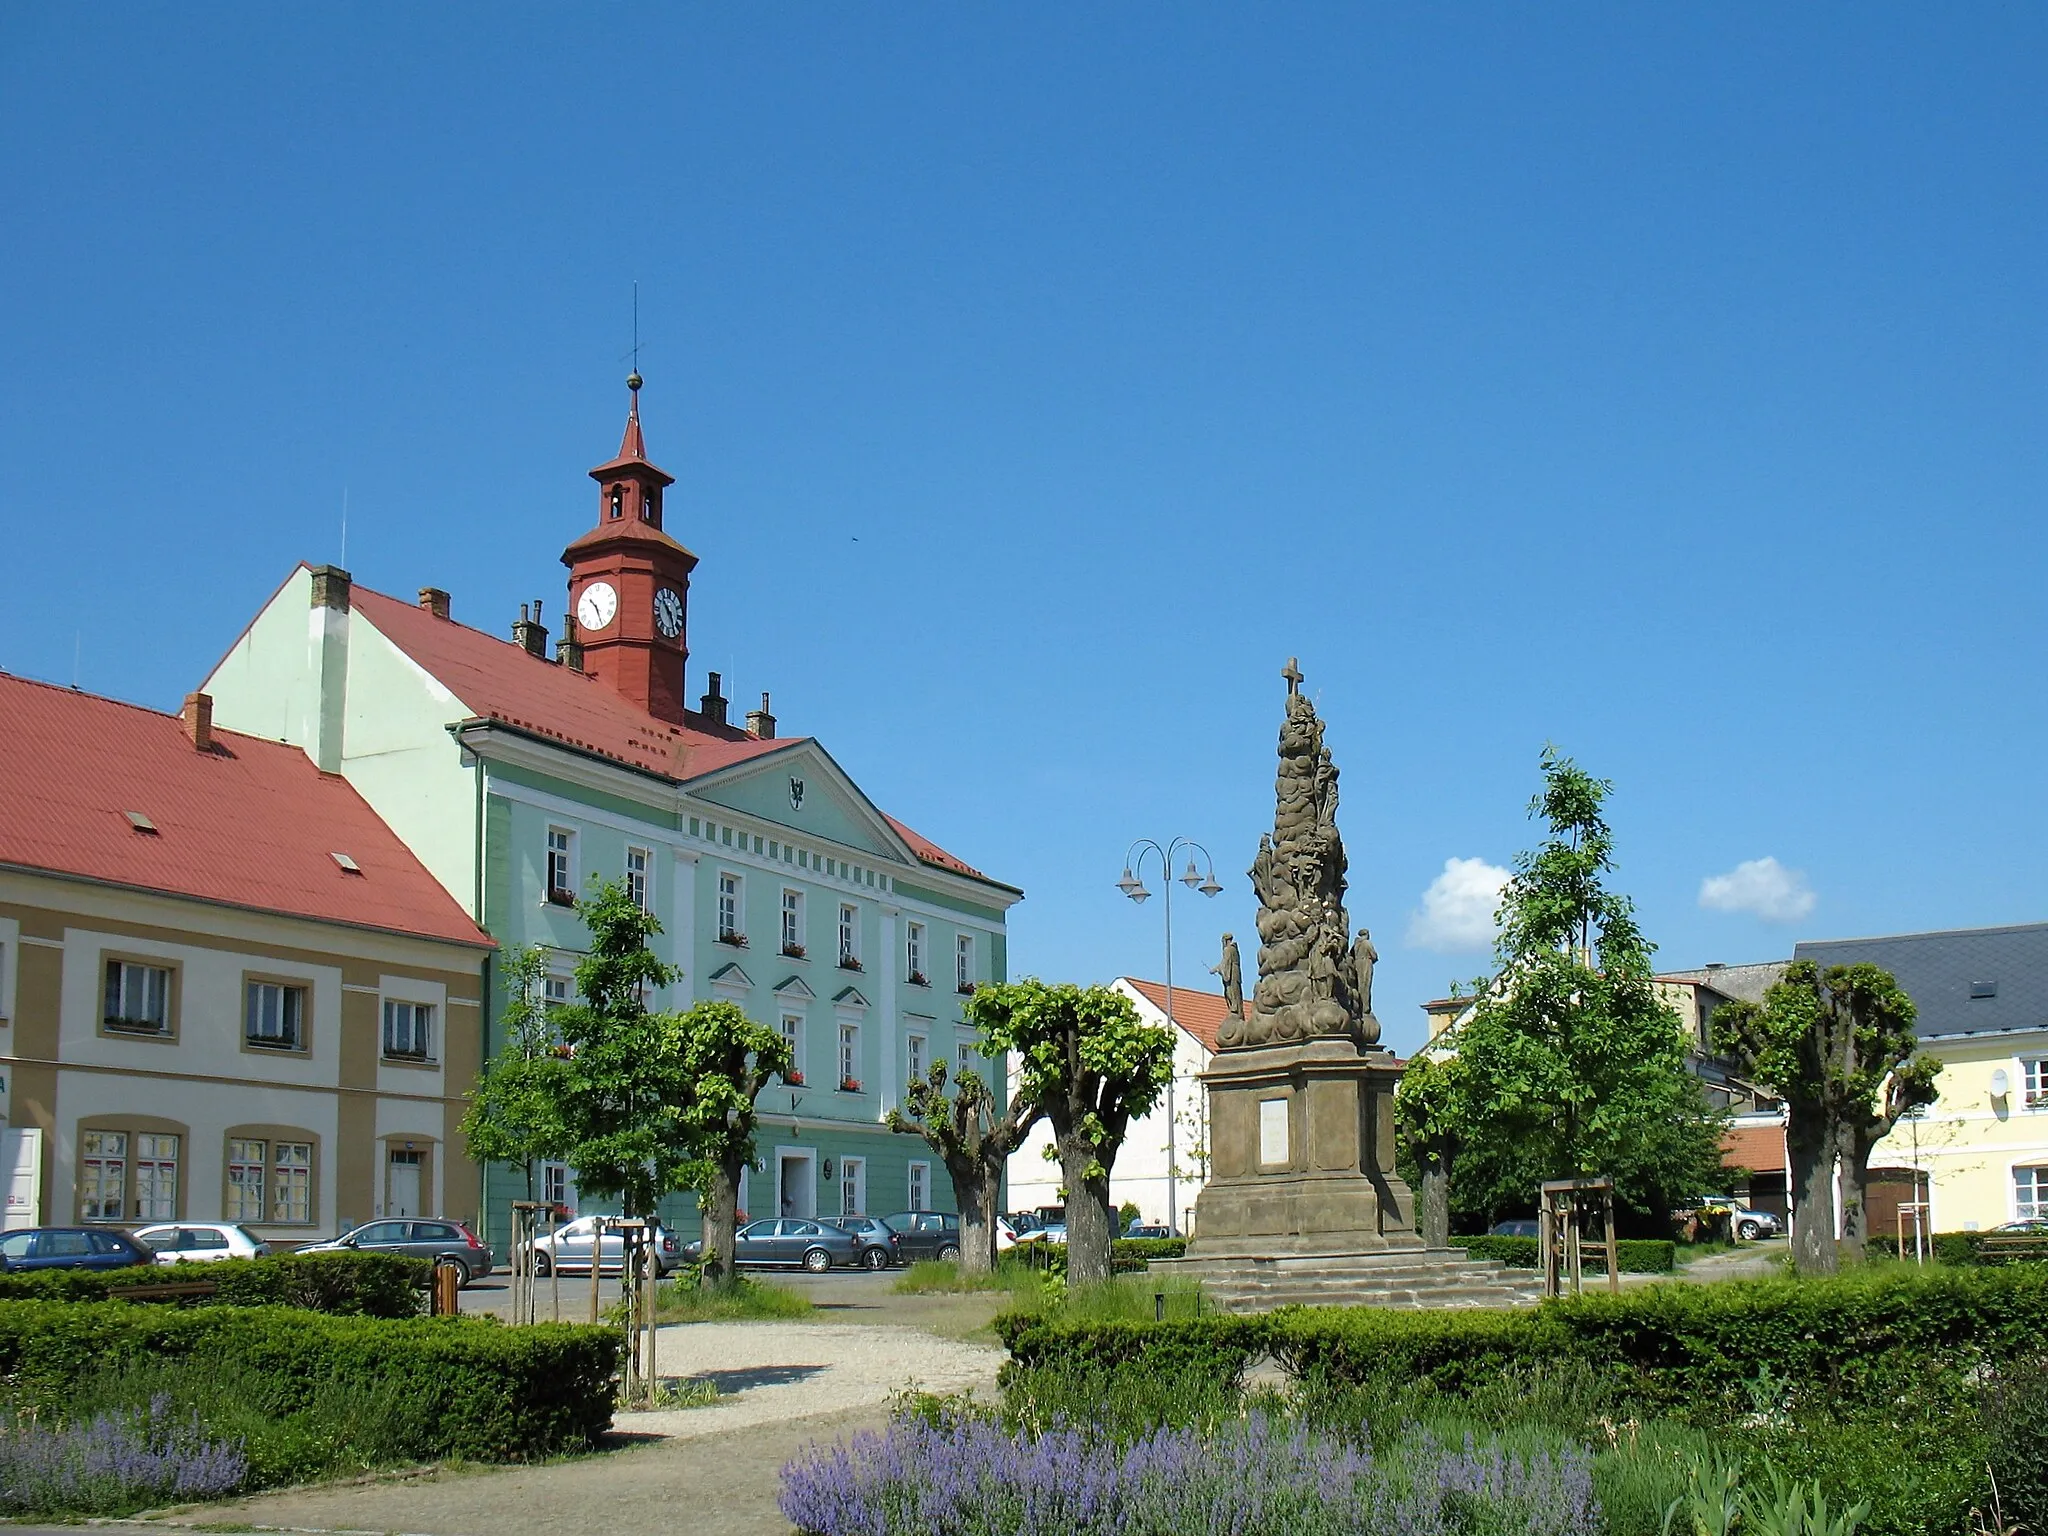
997, 1214, 1040, 1251
1033, 1220, 1068, 1245
1991, 1218, 2048, 1233
133, 1222, 269, 1263
881, 1210, 963, 1262
1123, 1223, 1180, 1240
517, 1216, 685, 1277
1724, 1204, 1782, 1242
1490, 1219, 1540, 1239
682, 1218, 863, 1272
297, 1218, 495, 1285
0, 1226, 155, 1272
824, 1216, 902, 1270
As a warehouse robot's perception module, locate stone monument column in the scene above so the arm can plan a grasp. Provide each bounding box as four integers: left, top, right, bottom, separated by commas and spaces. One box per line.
1188, 660, 1419, 1257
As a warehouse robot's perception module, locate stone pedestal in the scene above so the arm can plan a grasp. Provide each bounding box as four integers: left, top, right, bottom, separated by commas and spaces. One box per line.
1189, 1036, 1420, 1258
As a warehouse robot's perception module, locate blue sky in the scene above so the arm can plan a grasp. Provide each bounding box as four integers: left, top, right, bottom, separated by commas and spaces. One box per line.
3, 8, 2044, 1051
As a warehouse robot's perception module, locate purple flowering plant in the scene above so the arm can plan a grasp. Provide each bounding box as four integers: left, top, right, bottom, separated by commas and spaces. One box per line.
0, 1394, 247, 1516
781, 1406, 1599, 1536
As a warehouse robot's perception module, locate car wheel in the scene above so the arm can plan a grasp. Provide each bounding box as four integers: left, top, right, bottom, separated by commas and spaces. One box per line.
937, 1243, 960, 1263
533, 1253, 552, 1277
861, 1246, 888, 1271
435, 1257, 470, 1289
802, 1247, 832, 1273
1738, 1220, 1760, 1241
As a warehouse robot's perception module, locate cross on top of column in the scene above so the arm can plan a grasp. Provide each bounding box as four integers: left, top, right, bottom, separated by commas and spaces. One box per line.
1283, 657, 1303, 694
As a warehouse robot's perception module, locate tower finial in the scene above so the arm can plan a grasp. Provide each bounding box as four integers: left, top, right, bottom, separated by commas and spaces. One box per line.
626, 279, 642, 391
620, 281, 646, 453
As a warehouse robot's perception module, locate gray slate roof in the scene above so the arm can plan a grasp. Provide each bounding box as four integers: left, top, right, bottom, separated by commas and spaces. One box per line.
1793, 923, 2048, 1041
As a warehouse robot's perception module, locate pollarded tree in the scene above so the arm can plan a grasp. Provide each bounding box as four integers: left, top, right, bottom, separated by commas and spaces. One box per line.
1437, 749, 1728, 1227
545, 882, 699, 1220
461, 945, 571, 1200
1716, 960, 1936, 1271
966, 980, 1173, 1286
671, 1000, 793, 1289
887, 1056, 1042, 1275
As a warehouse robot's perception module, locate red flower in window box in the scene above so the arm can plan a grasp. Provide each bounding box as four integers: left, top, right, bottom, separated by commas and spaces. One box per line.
782, 943, 807, 959
784, 1069, 805, 1087
838, 955, 864, 972
839, 1077, 862, 1093
956, 981, 978, 996
718, 931, 749, 948
907, 971, 929, 987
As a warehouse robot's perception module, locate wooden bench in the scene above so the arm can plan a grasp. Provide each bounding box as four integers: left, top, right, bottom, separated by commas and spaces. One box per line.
1977, 1234, 2048, 1260
104, 1279, 219, 1302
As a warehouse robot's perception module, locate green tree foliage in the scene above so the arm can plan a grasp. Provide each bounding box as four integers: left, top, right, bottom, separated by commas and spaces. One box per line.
1716, 960, 1937, 1272
670, 999, 792, 1289
966, 980, 1173, 1286
541, 880, 700, 1221
887, 1055, 1041, 1275
1392, 1052, 1467, 1247
460, 946, 570, 1198
1399, 749, 1727, 1229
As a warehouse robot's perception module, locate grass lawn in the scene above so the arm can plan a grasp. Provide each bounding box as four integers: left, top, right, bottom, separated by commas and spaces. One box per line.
651, 1274, 814, 1322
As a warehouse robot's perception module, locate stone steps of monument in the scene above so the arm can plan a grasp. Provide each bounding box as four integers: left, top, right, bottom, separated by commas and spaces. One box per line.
1160, 1253, 1543, 1313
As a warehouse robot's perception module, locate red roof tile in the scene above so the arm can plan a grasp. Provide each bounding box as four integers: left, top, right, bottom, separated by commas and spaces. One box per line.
347, 581, 996, 884
1721, 1123, 1786, 1173
0, 674, 491, 948
1122, 978, 1244, 1053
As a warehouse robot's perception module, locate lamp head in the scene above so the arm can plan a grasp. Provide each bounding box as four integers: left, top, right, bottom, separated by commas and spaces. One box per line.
1180, 859, 1202, 888
1199, 874, 1223, 897
1116, 867, 1144, 899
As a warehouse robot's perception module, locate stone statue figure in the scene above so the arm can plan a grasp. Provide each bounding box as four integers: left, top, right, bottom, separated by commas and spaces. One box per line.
1351, 927, 1381, 1045
1212, 933, 1244, 1022
1227, 659, 1381, 1052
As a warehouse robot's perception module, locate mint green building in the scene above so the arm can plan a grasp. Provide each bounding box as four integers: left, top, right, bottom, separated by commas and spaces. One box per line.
201, 382, 1019, 1245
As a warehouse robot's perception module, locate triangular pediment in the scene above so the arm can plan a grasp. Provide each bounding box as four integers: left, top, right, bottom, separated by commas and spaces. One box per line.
687, 741, 912, 864
708, 961, 754, 991
773, 975, 817, 1001
832, 985, 870, 1010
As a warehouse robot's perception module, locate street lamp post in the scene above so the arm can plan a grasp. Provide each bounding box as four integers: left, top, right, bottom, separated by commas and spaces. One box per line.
1117, 839, 1223, 1236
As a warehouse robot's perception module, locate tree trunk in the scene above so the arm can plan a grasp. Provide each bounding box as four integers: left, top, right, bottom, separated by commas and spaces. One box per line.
700, 1154, 743, 1289
1420, 1156, 1450, 1249
1839, 1123, 1883, 1263
949, 1155, 1000, 1276
1788, 1115, 1837, 1276
1061, 1139, 1115, 1287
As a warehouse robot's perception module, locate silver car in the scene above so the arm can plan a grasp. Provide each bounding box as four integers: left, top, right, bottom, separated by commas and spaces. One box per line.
519, 1215, 684, 1277
682, 1218, 862, 1272
133, 1222, 269, 1263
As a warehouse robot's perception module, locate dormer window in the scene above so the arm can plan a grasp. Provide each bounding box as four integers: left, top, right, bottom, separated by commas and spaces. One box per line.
609, 486, 623, 520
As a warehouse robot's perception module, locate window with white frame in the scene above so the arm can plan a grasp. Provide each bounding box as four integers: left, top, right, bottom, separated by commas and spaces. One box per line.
382, 999, 434, 1060
906, 922, 927, 984
782, 889, 806, 956
955, 932, 975, 994
104, 960, 170, 1032
272, 1141, 312, 1223
781, 1013, 806, 1085
908, 1160, 930, 1212
2018, 1165, 2048, 1220
2024, 1059, 2048, 1109
546, 827, 576, 903
956, 1034, 979, 1085
718, 872, 745, 943
839, 1023, 860, 1090
544, 972, 574, 1009
81, 1130, 126, 1221
838, 904, 860, 968
227, 1139, 266, 1222
134, 1133, 178, 1221
244, 980, 306, 1050
840, 1156, 865, 1216
625, 846, 651, 910
542, 1161, 573, 1212
906, 1030, 927, 1086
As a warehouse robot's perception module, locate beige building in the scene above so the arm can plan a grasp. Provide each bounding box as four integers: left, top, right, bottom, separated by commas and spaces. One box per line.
0, 674, 492, 1239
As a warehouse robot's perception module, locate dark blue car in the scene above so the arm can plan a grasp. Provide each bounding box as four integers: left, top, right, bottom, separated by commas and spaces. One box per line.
0, 1226, 156, 1272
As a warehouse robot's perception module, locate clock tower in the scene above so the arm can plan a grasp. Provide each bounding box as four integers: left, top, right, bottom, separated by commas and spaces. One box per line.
562, 373, 699, 724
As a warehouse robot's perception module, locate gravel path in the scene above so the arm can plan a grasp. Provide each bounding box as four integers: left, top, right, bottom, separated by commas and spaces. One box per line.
148, 1319, 1004, 1536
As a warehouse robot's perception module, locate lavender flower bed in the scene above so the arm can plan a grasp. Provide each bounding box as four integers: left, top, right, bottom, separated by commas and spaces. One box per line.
0, 1395, 246, 1515
781, 1410, 1598, 1536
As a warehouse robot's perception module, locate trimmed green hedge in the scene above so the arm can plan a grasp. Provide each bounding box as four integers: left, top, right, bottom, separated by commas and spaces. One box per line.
1011, 1237, 1190, 1277
1454, 1236, 1676, 1273
0, 1252, 428, 1316
1869, 1232, 2048, 1266
996, 1265, 2048, 1414
0, 1300, 617, 1459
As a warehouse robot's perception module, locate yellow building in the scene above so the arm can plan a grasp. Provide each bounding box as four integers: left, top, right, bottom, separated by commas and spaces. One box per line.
1798, 925, 2048, 1232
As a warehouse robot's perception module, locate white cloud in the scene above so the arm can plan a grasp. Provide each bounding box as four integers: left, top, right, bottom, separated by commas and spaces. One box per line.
1698, 857, 1816, 923
1407, 857, 1510, 953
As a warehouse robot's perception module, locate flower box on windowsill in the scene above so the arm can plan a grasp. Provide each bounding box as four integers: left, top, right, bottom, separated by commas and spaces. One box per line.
784, 1070, 805, 1087
956, 982, 978, 996
907, 972, 930, 988
545, 889, 577, 908
2027, 1090, 2048, 1110
104, 1016, 168, 1035
839, 1077, 862, 1093
383, 1049, 433, 1064
838, 955, 864, 972
718, 931, 750, 948
782, 943, 808, 960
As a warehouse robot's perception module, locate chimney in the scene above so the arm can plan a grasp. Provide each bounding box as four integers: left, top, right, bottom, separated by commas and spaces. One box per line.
182, 691, 214, 751
699, 671, 728, 727
746, 691, 777, 740
418, 587, 451, 620
512, 600, 549, 659
309, 565, 352, 612
556, 613, 584, 672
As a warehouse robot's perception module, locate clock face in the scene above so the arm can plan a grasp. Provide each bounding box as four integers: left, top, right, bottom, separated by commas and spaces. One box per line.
653, 587, 684, 639
576, 581, 618, 632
